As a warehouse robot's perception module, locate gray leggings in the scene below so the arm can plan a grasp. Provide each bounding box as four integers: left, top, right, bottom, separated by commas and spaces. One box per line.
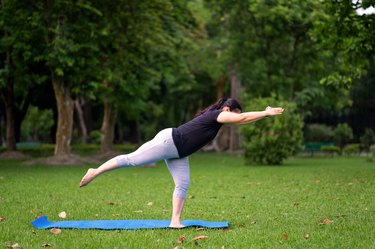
115, 128, 190, 199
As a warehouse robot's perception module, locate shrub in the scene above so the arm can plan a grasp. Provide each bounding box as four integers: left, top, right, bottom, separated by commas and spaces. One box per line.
240, 97, 303, 165
321, 145, 340, 156
21, 106, 54, 143
334, 123, 353, 153
343, 144, 360, 156
304, 124, 334, 143
360, 129, 375, 154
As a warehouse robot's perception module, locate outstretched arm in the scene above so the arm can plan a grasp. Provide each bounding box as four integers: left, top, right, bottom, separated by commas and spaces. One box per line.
217, 106, 284, 124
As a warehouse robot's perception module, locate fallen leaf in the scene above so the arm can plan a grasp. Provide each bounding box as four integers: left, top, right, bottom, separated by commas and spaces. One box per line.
5, 242, 22, 249
178, 235, 185, 244
147, 202, 154, 207
188, 195, 194, 199
196, 227, 205, 231
50, 228, 61, 234
304, 234, 310, 239
293, 202, 300, 206
108, 201, 115, 205
29, 210, 33, 214
58, 211, 67, 219
133, 210, 143, 213
112, 214, 120, 217
41, 243, 52, 247
190, 235, 208, 242
281, 234, 288, 239
0, 216, 5, 222
320, 218, 333, 225
250, 221, 257, 225
31, 230, 37, 235
315, 180, 321, 184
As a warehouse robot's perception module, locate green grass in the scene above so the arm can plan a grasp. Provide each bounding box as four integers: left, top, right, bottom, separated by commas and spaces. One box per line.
1, 153, 375, 248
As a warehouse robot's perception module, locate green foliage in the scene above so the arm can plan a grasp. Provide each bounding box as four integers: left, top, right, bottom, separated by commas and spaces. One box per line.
240, 97, 303, 165
334, 123, 354, 152
20, 106, 54, 142
304, 124, 334, 143
321, 145, 340, 156
343, 143, 360, 156
360, 128, 375, 153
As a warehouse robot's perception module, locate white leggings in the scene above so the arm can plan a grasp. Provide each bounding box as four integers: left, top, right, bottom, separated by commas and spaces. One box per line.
115, 128, 190, 199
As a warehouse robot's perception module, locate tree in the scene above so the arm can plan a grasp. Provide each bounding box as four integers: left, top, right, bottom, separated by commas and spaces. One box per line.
0, 0, 42, 152
31, 1, 102, 157
205, 0, 356, 117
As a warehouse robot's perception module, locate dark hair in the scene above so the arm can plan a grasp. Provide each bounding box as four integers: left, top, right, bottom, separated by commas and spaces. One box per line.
196, 98, 242, 116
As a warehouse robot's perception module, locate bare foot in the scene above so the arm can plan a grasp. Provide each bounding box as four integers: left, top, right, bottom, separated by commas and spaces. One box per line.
80, 168, 97, 187
169, 222, 185, 228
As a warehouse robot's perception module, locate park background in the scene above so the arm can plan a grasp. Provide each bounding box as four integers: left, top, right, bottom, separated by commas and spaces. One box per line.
1, 0, 375, 248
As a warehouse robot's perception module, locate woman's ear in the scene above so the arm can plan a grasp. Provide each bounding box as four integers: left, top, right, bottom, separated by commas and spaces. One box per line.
222, 106, 231, 112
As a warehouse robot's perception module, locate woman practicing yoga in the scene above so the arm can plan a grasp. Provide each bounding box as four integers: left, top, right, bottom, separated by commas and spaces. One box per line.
80, 98, 284, 228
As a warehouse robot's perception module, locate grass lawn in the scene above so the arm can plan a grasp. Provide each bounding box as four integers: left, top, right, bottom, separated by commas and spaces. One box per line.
1, 153, 375, 248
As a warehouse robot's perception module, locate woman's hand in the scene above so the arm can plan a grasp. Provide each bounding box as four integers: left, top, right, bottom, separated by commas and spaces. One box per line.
265, 106, 284, 116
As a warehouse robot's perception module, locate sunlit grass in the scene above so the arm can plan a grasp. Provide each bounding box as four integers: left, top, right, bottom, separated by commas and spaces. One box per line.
1, 154, 375, 248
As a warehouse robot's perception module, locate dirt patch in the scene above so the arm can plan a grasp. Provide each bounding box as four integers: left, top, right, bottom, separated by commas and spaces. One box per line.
22, 154, 99, 166
0, 151, 31, 160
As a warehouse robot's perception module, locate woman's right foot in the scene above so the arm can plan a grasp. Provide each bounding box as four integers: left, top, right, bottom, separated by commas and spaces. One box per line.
80, 168, 97, 187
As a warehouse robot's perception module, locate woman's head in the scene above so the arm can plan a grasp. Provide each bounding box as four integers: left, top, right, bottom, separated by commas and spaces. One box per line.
221, 98, 242, 113
196, 98, 242, 116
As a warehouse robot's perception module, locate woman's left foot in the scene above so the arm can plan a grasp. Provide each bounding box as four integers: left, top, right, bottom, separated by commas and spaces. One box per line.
80, 168, 97, 187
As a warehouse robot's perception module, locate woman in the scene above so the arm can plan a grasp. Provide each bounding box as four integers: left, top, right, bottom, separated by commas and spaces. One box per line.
80, 98, 284, 228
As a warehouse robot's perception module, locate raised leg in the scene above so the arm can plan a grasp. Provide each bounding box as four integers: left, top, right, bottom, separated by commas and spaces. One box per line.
80, 157, 119, 187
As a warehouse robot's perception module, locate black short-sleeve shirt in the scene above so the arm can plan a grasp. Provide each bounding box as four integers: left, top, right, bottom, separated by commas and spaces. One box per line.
172, 110, 223, 158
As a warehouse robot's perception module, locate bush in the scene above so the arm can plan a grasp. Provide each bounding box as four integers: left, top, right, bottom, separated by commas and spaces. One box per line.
304, 124, 334, 143
343, 144, 360, 156
360, 129, 375, 154
240, 97, 303, 165
334, 123, 353, 153
21, 106, 54, 143
320, 145, 340, 156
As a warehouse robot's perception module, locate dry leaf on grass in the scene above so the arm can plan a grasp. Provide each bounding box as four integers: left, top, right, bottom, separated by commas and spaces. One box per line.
190, 235, 208, 242
304, 234, 310, 239
147, 202, 154, 207
177, 235, 186, 244
293, 202, 300, 206
41, 243, 52, 247
58, 211, 67, 219
281, 234, 289, 239
50, 228, 61, 234
5, 242, 22, 249
320, 218, 333, 225
196, 227, 205, 231
0, 216, 5, 222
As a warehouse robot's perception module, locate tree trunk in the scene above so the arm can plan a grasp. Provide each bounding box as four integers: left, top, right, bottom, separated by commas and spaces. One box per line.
100, 100, 116, 154
52, 74, 73, 157
3, 47, 17, 151
4, 77, 16, 151
229, 67, 242, 152
74, 98, 88, 144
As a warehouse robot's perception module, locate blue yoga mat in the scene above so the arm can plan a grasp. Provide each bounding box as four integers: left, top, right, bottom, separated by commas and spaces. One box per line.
31, 216, 229, 230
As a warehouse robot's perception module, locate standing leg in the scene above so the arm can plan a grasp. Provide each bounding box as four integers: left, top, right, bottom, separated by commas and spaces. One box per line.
80, 128, 178, 187
165, 157, 190, 228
